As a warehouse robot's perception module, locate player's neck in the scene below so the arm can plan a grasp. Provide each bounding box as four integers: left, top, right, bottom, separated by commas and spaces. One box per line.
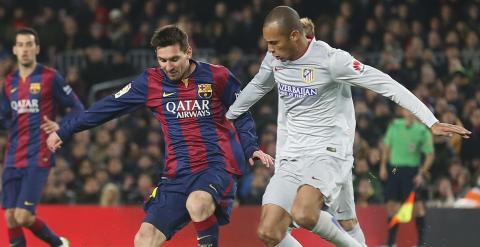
180, 61, 196, 80
18, 62, 37, 80
291, 38, 310, 61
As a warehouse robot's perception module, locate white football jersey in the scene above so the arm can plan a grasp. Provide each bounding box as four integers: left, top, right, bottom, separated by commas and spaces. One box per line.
227, 40, 438, 159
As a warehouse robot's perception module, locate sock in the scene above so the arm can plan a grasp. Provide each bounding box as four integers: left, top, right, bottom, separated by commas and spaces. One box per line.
27, 218, 62, 246
276, 227, 302, 247
416, 216, 425, 246
193, 215, 219, 247
387, 217, 399, 246
311, 211, 361, 247
8, 227, 26, 247
347, 223, 366, 246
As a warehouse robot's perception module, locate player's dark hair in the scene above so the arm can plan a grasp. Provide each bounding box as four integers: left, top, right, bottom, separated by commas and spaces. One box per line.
264, 6, 303, 36
150, 25, 189, 52
15, 27, 40, 45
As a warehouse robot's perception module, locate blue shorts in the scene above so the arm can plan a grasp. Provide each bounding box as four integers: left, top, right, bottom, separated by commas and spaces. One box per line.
144, 168, 237, 240
1, 167, 50, 214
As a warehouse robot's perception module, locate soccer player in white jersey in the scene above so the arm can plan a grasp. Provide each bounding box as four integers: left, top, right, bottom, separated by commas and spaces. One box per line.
226, 6, 471, 247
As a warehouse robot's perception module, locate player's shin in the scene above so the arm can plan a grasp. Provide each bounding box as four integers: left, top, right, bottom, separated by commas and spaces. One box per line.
8, 227, 26, 247
193, 215, 219, 247
27, 218, 62, 246
276, 227, 302, 247
311, 211, 362, 247
346, 223, 366, 246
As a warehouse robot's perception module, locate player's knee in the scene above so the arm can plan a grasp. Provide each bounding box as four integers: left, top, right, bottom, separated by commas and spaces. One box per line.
5, 210, 17, 227
186, 192, 214, 221
291, 207, 317, 230
134, 229, 153, 247
14, 210, 33, 227
338, 218, 357, 231
257, 224, 283, 246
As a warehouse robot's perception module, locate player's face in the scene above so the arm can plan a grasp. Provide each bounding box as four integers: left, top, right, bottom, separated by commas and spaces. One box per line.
263, 23, 296, 61
13, 34, 39, 67
156, 44, 192, 81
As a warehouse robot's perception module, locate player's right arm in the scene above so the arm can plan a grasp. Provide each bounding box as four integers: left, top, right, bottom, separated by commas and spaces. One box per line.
55, 71, 148, 143
226, 53, 276, 120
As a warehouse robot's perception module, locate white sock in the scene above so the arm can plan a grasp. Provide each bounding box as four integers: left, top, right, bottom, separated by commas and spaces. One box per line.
276, 228, 302, 247
312, 211, 362, 247
347, 223, 366, 246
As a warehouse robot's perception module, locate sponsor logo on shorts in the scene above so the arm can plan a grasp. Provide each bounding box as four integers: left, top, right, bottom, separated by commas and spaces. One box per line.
24, 201, 35, 206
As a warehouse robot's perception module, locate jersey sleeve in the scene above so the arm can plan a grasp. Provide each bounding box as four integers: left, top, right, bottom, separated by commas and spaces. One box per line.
221, 70, 259, 159
57, 71, 148, 142
52, 72, 85, 124
329, 50, 438, 127
226, 52, 276, 120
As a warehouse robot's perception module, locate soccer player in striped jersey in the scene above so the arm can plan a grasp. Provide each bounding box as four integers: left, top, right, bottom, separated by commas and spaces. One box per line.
1, 27, 84, 247
47, 25, 273, 247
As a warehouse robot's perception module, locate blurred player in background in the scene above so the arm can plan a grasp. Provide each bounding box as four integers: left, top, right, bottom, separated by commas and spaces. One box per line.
47, 25, 273, 247
300, 17, 315, 41
1, 27, 84, 247
227, 6, 470, 247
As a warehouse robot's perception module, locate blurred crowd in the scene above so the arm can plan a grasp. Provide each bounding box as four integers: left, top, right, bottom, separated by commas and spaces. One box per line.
0, 0, 479, 208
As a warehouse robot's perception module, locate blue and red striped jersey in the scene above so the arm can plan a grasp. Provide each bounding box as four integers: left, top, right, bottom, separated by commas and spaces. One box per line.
58, 60, 259, 178
0, 64, 85, 168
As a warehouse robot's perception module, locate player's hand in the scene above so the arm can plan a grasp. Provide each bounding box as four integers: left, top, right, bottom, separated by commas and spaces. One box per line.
431, 122, 471, 138
40, 116, 59, 134
379, 165, 388, 181
47, 132, 63, 153
249, 150, 275, 167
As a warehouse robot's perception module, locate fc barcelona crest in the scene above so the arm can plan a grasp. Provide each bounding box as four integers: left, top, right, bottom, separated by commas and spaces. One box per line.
198, 83, 213, 98
30, 83, 41, 94
301, 68, 315, 83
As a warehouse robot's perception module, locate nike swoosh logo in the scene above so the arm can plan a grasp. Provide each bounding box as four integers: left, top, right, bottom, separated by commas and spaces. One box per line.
209, 184, 218, 193
163, 92, 175, 97
274, 66, 285, 71
337, 209, 346, 214
197, 235, 212, 241
10, 87, 18, 93
24, 201, 35, 206
311, 176, 321, 181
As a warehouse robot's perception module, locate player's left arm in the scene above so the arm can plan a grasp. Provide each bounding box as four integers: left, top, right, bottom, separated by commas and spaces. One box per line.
330, 50, 471, 138
221, 71, 273, 166
52, 72, 85, 114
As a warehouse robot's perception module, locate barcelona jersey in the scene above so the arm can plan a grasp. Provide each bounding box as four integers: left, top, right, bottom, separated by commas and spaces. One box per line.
59, 60, 259, 178
1, 64, 84, 168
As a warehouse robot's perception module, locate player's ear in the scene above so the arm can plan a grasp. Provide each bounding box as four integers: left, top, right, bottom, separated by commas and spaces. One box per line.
186, 46, 193, 59
290, 30, 301, 41
36, 45, 40, 55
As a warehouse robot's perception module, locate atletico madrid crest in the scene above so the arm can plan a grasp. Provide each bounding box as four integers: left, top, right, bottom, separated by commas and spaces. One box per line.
301, 68, 315, 83
198, 83, 213, 98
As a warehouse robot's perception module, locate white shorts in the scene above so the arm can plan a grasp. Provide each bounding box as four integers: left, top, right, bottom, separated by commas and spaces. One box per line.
262, 154, 356, 220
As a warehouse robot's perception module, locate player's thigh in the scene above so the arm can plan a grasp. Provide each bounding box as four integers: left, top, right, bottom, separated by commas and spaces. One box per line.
143, 186, 190, 241
262, 158, 302, 214
17, 167, 50, 214
292, 184, 324, 218
187, 168, 237, 225
135, 222, 167, 247
258, 203, 292, 237
1, 168, 23, 210
185, 190, 215, 221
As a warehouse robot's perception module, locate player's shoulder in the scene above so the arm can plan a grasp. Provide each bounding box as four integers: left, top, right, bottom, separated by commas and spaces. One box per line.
199, 61, 229, 73
37, 64, 60, 77
143, 67, 164, 83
